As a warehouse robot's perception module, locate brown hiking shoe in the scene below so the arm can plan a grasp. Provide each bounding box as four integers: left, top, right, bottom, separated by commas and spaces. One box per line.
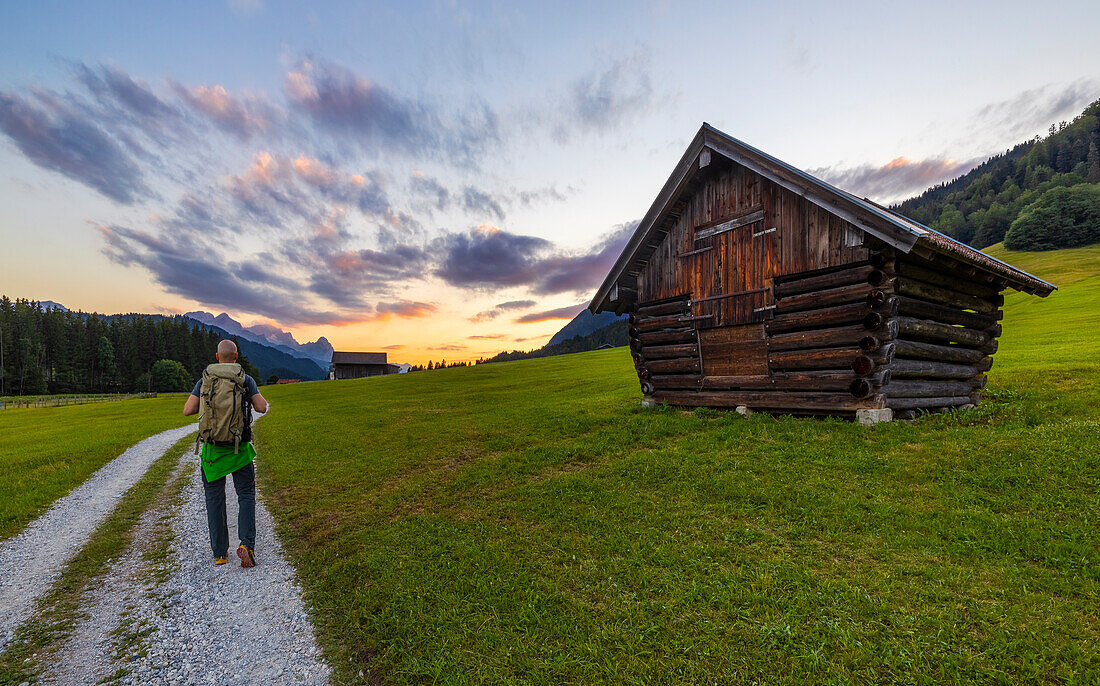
237, 544, 256, 568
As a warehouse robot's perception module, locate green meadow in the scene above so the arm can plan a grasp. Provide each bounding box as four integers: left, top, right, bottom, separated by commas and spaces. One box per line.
0, 394, 194, 541
253, 245, 1100, 684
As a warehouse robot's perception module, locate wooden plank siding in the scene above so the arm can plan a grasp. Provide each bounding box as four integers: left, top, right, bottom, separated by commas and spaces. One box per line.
638, 163, 869, 326
698, 325, 768, 376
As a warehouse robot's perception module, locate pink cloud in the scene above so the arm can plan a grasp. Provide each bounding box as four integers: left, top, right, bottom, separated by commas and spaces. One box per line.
374, 300, 436, 320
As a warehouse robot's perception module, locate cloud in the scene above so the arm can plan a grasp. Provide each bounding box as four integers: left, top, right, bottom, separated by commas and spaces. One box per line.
221, 151, 394, 227
461, 185, 505, 220
435, 224, 552, 289
438, 221, 635, 297
76, 64, 180, 139
467, 334, 506, 340
379, 344, 405, 350
0, 90, 150, 203
525, 221, 635, 295
467, 311, 498, 323
409, 171, 450, 210
222, 150, 314, 225
1, 58, 653, 336
497, 299, 535, 310
171, 81, 274, 140
515, 302, 586, 324
811, 157, 983, 205
556, 54, 652, 140
323, 243, 432, 284
97, 223, 365, 326
428, 344, 467, 351
814, 81, 1098, 205
293, 154, 340, 189
284, 58, 498, 164
374, 300, 436, 319
467, 298, 536, 322
305, 240, 433, 309
972, 79, 1099, 143
516, 184, 572, 206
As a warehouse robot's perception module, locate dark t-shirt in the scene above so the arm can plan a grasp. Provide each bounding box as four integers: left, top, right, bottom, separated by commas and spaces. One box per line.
191, 373, 260, 444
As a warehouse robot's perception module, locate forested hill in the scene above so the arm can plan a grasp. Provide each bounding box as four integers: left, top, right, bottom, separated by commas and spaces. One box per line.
0, 297, 325, 396
894, 98, 1100, 248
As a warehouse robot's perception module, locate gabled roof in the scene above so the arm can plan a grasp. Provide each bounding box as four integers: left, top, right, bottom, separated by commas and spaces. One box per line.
590, 123, 1056, 313
331, 351, 388, 365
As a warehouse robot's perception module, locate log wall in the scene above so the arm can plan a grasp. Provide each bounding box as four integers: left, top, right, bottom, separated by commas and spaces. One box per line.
759, 256, 895, 413
882, 251, 1005, 418
628, 247, 1006, 418
629, 295, 700, 398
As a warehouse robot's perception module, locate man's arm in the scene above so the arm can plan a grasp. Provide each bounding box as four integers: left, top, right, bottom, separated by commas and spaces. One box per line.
183, 394, 199, 416
183, 379, 202, 416
244, 376, 268, 414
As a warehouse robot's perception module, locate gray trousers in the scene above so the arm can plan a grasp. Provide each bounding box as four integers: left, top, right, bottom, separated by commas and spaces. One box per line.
202, 461, 256, 557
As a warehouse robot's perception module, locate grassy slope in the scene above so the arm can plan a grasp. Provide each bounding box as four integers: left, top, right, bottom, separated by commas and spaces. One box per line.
256, 249, 1099, 684
0, 395, 194, 541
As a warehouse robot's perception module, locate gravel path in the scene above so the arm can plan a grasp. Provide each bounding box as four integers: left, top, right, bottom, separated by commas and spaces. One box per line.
0, 424, 197, 649
41, 495, 174, 686
40, 438, 330, 685
119, 449, 330, 685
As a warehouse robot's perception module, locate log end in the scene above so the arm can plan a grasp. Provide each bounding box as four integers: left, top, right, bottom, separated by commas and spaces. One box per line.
851, 355, 875, 376
849, 378, 873, 398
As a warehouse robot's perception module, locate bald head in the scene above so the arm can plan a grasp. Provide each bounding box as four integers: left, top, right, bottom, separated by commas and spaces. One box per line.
216, 339, 238, 362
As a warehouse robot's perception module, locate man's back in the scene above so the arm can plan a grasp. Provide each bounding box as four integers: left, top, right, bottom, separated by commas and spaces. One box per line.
182, 339, 267, 568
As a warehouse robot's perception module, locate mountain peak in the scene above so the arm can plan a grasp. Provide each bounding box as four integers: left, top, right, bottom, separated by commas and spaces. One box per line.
183, 311, 216, 324
182, 310, 332, 365
37, 300, 69, 312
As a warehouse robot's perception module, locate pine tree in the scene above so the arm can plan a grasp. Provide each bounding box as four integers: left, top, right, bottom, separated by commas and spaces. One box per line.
1088, 140, 1100, 183
97, 336, 117, 391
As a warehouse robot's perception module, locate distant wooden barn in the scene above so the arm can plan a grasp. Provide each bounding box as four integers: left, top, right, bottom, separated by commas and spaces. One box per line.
331, 352, 399, 380
590, 124, 1056, 420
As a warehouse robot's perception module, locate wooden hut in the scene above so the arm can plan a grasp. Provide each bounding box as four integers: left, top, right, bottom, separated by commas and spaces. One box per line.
589, 124, 1055, 421
331, 352, 398, 380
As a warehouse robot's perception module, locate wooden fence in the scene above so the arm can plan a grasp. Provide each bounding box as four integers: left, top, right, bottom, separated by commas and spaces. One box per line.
0, 392, 157, 410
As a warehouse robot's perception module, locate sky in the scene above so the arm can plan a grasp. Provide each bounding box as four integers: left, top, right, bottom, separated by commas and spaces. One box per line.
1, 0, 1098, 364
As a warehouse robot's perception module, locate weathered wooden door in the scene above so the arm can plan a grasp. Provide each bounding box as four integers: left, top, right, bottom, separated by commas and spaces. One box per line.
690, 191, 777, 377
691, 204, 776, 327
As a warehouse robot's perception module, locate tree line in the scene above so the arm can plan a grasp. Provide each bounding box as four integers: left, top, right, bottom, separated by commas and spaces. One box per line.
0, 297, 259, 396
409, 360, 471, 371
896, 98, 1100, 249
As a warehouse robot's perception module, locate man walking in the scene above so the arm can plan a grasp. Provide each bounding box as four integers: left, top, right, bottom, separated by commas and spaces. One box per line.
183, 339, 269, 568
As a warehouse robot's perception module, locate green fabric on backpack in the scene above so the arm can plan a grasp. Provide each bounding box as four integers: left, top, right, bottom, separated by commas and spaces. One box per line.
200, 441, 256, 482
